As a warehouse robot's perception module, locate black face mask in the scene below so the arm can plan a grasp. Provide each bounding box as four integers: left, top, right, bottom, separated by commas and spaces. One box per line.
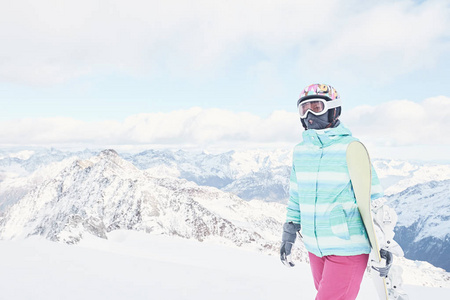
303, 111, 340, 130
303, 112, 330, 130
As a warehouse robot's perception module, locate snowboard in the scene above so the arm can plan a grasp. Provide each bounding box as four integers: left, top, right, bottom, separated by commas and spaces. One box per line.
346, 141, 389, 300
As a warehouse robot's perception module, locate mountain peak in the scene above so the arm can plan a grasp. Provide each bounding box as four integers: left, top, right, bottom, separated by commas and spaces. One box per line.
99, 149, 119, 157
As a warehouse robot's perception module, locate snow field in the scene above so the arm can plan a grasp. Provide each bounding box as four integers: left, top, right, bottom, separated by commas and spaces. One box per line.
1, 231, 448, 300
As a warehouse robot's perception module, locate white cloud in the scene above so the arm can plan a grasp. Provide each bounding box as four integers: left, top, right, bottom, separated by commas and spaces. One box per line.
1, 0, 448, 84
0, 108, 301, 149
1, 97, 449, 160
343, 96, 450, 147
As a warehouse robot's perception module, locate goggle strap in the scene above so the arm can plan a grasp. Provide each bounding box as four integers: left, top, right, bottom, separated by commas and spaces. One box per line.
326, 99, 342, 109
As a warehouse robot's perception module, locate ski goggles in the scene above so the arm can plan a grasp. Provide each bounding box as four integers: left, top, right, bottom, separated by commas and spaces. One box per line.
297, 98, 342, 118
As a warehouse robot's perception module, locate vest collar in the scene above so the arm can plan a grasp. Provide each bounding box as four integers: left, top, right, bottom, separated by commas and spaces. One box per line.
302, 124, 352, 147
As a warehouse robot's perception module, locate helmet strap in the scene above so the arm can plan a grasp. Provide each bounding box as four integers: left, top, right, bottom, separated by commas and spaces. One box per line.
301, 118, 308, 130
328, 108, 341, 125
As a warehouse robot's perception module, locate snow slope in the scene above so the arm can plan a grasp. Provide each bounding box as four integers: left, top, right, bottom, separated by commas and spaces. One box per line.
0, 231, 448, 300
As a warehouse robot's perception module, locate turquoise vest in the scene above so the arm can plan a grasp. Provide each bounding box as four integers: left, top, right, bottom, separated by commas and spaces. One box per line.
286, 124, 383, 257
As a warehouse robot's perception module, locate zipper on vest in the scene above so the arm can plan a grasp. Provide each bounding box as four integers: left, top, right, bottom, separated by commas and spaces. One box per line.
314, 146, 324, 256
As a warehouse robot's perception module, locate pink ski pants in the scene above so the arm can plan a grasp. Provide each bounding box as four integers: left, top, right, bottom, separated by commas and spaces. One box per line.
308, 252, 369, 300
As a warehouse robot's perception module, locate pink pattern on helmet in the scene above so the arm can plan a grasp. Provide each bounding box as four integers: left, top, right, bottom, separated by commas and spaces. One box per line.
299, 84, 340, 101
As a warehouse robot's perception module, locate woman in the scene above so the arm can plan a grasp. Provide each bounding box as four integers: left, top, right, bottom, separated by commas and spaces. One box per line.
279, 83, 392, 300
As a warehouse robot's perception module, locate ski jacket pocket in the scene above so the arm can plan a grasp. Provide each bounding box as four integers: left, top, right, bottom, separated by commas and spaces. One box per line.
330, 204, 350, 240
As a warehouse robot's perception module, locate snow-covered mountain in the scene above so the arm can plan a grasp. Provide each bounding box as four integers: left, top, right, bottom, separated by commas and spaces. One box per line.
124, 149, 292, 202
0, 149, 449, 287
386, 179, 450, 272
0, 157, 80, 212
1, 147, 450, 273
372, 160, 450, 272
3, 148, 448, 204
0, 150, 301, 259
373, 159, 450, 195
0, 148, 97, 181
1, 148, 292, 203
125, 152, 450, 202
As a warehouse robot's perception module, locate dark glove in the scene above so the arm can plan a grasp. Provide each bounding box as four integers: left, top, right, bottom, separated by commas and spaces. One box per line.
280, 222, 301, 267
372, 249, 393, 277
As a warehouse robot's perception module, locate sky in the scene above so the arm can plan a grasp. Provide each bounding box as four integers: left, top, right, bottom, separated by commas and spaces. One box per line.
0, 0, 449, 161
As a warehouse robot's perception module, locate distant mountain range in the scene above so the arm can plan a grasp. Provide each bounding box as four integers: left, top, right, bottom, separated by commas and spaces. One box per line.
0, 147, 449, 275
122, 149, 292, 202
